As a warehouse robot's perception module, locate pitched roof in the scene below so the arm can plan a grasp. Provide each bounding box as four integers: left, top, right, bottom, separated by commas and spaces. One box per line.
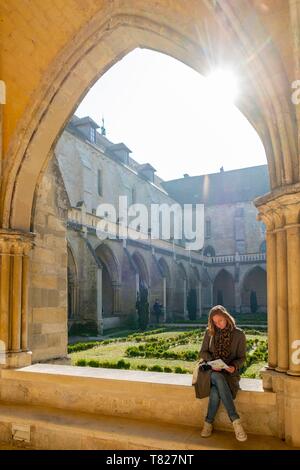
161, 165, 270, 205
139, 163, 156, 172
107, 143, 132, 155
72, 116, 99, 128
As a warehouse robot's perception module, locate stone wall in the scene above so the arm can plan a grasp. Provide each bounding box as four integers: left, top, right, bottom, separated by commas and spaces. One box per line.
68, 231, 98, 326
55, 131, 178, 224
204, 202, 265, 256
29, 156, 69, 362
0, 365, 279, 440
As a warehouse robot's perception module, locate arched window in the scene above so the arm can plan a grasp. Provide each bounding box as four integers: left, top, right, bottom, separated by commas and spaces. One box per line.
203, 245, 215, 257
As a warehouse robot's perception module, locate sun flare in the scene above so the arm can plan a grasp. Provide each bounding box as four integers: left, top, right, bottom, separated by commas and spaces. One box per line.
205, 69, 238, 105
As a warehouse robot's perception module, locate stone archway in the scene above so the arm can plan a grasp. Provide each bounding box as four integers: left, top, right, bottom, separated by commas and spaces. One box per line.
101, 264, 113, 316
132, 251, 150, 291
2, 0, 300, 446
1, 3, 298, 233
95, 243, 121, 316
173, 262, 188, 319
1, 1, 299, 370
213, 269, 235, 312
241, 266, 267, 313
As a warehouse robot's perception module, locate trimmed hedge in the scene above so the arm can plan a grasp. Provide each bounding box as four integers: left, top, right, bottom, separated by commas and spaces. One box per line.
77, 358, 131, 369
68, 341, 102, 353
75, 358, 189, 374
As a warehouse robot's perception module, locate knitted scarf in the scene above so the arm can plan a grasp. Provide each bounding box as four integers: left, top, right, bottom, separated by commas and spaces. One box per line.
212, 325, 233, 361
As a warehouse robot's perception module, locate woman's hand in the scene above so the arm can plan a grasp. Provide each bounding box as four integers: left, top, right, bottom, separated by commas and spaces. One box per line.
212, 367, 222, 372
226, 366, 235, 374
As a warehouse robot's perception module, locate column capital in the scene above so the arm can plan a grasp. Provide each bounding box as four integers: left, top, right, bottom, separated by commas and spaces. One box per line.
0, 229, 35, 255
256, 204, 276, 231
282, 203, 300, 226
256, 196, 300, 229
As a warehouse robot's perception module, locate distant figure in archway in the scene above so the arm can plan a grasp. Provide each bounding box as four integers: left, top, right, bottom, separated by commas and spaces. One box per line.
197, 305, 247, 442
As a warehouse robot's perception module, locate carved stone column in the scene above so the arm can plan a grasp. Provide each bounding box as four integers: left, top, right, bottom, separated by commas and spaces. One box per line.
0, 229, 34, 368
283, 199, 300, 376
273, 207, 289, 372
257, 193, 300, 376
257, 206, 278, 369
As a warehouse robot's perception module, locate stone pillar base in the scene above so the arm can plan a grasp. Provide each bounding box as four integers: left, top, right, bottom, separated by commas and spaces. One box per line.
261, 368, 300, 447
0, 351, 32, 369
96, 320, 104, 335
275, 366, 288, 373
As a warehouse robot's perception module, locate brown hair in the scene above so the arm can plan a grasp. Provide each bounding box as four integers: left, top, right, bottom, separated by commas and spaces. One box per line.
207, 305, 236, 336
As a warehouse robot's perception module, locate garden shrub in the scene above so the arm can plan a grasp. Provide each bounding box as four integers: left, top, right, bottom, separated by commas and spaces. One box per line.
116, 359, 130, 369
174, 367, 188, 374
88, 360, 100, 367
76, 359, 87, 366
68, 341, 102, 353
77, 359, 131, 369
148, 365, 163, 372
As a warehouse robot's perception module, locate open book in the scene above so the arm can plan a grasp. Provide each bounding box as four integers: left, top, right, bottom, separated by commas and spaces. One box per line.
207, 359, 230, 370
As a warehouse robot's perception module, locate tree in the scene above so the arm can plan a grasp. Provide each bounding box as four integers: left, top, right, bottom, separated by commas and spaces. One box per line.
187, 288, 197, 320
136, 286, 149, 330
250, 290, 258, 313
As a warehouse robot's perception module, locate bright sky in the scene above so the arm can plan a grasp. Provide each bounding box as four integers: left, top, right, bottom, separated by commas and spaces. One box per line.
76, 48, 267, 182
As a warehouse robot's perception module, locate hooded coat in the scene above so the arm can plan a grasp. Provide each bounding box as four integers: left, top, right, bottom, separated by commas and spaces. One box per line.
196, 327, 247, 399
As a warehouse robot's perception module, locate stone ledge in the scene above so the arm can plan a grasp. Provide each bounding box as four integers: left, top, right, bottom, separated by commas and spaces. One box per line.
0, 403, 295, 450
4, 364, 265, 390
0, 364, 277, 437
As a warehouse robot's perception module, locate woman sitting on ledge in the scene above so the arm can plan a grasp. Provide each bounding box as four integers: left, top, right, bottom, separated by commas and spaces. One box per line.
199, 305, 247, 442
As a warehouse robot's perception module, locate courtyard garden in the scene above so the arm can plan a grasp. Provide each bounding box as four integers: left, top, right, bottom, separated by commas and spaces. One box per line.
68, 327, 268, 379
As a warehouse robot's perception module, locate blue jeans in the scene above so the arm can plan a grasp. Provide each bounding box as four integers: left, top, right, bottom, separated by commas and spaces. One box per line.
205, 372, 240, 424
